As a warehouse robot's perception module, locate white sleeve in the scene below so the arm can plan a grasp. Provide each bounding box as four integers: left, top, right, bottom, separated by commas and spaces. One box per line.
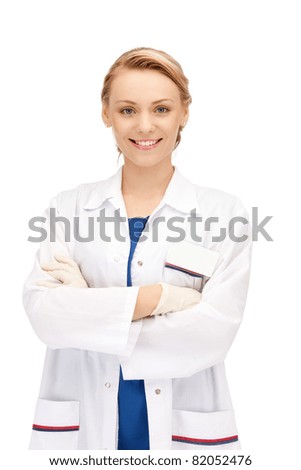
119, 200, 252, 379
22, 195, 141, 356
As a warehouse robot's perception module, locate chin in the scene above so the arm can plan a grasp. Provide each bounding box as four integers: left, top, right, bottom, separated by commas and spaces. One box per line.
123, 155, 166, 168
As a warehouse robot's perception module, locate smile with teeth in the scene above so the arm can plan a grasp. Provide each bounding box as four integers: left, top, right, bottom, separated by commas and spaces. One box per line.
130, 138, 162, 148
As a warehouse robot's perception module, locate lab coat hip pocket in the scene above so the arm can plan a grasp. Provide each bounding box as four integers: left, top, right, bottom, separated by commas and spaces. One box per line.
172, 409, 241, 450
29, 398, 80, 450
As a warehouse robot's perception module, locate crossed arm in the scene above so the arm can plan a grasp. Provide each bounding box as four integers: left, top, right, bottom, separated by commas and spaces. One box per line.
38, 254, 201, 321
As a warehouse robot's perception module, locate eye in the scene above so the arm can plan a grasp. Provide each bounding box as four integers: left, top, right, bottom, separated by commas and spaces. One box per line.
121, 107, 135, 115
155, 106, 169, 113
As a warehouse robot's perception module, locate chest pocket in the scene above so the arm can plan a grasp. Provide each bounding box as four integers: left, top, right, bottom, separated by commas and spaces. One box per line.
162, 240, 220, 292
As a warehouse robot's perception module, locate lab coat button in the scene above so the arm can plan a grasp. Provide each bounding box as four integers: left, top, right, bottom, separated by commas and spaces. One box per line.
137, 260, 143, 266
105, 382, 111, 388
114, 257, 120, 262
155, 388, 161, 395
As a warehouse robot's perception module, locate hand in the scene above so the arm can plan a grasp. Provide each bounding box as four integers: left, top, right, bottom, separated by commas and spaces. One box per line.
133, 283, 202, 321
37, 254, 89, 288
150, 282, 202, 316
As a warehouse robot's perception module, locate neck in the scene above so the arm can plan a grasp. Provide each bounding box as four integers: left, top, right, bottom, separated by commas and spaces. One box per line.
121, 159, 175, 198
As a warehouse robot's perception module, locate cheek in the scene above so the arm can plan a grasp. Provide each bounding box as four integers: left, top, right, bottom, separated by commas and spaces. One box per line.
166, 114, 183, 130
164, 120, 181, 140
112, 118, 133, 138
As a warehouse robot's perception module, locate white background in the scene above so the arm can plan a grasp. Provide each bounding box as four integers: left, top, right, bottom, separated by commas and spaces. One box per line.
0, 0, 300, 468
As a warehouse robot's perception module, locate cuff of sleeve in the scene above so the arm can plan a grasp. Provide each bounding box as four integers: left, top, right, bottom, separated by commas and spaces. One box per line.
120, 320, 143, 357
118, 285, 142, 355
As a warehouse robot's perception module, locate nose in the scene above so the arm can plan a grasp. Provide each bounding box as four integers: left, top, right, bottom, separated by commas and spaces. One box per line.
136, 112, 155, 134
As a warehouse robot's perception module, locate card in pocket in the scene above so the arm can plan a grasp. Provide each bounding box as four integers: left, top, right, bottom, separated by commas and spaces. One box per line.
165, 240, 220, 278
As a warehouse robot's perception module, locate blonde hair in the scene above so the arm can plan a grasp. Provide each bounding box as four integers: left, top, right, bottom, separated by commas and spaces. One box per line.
101, 47, 192, 155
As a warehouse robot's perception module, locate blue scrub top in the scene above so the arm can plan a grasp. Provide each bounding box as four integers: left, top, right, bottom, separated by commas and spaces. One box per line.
117, 216, 150, 450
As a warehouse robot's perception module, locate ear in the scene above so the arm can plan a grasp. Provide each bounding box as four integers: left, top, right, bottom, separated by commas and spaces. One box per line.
102, 105, 111, 128
182, 107, 189, 127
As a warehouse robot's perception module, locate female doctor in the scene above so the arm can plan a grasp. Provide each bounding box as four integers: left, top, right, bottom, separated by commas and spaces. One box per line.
23, 47, 252, 450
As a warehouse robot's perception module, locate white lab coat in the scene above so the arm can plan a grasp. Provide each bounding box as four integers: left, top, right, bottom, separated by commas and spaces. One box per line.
23, 165, 252, 450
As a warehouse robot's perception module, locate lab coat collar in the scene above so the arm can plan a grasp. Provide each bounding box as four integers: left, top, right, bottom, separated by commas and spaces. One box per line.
83, 165, 200, 215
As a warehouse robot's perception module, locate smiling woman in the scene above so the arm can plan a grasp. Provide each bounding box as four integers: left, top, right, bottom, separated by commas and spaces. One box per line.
101, 48, 191, 160
23, 47, 252, 451
102, 69, 188, 168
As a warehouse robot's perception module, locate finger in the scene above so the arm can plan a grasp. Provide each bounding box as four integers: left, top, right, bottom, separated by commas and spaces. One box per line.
45, 269, 70, 283
41, 261, 63, 271
41, 261, 74, 274
54, 253, 78, 268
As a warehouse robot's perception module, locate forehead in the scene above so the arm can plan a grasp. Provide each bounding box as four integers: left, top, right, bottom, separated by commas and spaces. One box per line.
109, 68, 181, 103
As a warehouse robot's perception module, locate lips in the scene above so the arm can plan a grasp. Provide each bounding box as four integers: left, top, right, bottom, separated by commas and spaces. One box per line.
129, 138, 163, 152
129, 138, 162, 147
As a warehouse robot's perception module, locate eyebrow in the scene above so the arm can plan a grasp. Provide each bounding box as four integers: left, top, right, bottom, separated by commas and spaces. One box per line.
114, 98, 175, 105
